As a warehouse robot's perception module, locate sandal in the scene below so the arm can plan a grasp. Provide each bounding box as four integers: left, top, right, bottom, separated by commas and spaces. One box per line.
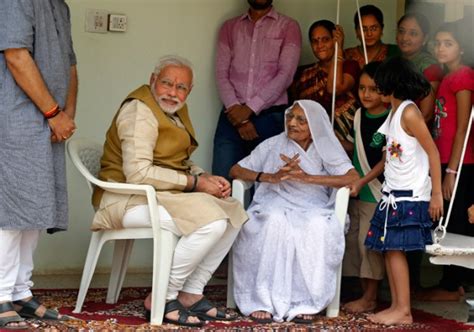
292, 314, 315, 324
0, 302, 26, 330
13, 297, 70, 321
163, 299, 204, 327
249, 311, 273, 324
188, 297, 237, 321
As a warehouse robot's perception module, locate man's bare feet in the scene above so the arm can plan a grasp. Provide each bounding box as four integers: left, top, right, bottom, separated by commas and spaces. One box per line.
368, 308, 412, 325
250, 310, 272, 323
344, 297, 377, 313
415, 286, 464, 302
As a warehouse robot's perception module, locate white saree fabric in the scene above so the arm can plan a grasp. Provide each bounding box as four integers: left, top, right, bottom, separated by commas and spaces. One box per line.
232, 100, 354, 321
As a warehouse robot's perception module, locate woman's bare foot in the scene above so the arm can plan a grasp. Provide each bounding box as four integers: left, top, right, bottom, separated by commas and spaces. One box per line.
250, 310, 272, 322
369, 308, 412, 325
344, 297, 377, 313
415, 286, 464, 302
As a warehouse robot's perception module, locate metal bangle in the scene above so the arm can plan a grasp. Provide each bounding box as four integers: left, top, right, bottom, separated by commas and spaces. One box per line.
189, 174, 199, 192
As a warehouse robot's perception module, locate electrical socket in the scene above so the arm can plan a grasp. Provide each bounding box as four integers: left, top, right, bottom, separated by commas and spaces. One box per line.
85, 9, 108, 33
108, 14, 127, 32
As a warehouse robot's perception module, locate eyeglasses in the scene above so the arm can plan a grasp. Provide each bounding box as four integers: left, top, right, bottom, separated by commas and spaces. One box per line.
285, 112, 308, 125
361, 25, 381, 33
157, 78, 190, 94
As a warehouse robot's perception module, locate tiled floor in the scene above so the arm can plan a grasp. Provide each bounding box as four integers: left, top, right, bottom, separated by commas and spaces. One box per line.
32, 266, 474, 326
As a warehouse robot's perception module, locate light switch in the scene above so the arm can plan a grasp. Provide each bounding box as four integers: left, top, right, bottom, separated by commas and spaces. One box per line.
85, 9, 108, 33
108, 14, 127, 32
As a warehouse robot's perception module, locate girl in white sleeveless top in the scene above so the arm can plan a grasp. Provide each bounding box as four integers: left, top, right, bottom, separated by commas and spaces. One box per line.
364, 57, 443, 325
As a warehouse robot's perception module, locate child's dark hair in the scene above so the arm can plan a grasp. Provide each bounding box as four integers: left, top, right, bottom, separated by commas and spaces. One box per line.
374, 56, 431, 101
436, 19, 473, 68
354, 5, 384, 29
308, 19, 335, 41
361, 61, 382, 80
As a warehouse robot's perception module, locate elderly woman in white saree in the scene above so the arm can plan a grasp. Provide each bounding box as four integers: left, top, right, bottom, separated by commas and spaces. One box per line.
229, 100, 359, 323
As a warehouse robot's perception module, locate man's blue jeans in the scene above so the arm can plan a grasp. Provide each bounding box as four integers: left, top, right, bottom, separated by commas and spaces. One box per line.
212, 105, 286, 180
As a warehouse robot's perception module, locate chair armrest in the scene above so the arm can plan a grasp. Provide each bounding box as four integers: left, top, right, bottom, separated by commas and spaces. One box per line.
95, 180, 162, 230
335, 187, 350, 226
232, 179, 254, 205
96, 179, 156, 198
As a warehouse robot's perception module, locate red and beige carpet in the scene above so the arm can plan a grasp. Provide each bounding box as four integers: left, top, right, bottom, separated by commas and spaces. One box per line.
2, 285, 472, 331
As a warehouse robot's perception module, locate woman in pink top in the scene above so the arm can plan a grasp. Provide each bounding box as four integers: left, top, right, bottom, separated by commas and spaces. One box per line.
418, 19, 474, 302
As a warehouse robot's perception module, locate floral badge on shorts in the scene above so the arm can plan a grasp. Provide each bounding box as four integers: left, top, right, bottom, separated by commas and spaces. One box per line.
388, 139, 403, 161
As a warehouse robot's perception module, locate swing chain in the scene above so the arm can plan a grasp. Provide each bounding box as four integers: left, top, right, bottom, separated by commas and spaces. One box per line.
433, 222, 447, 244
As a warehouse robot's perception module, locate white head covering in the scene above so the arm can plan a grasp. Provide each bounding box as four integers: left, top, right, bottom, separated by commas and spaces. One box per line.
285, 100, 349, 166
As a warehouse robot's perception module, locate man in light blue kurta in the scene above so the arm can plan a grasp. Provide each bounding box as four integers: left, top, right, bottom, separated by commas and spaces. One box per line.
0, 0, 77, 326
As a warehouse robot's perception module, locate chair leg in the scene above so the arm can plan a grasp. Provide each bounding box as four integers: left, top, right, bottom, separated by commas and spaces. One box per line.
106, 239, 135, 304
149, 230, 178, 325
226, 250, 236, 308
73, 232, 105, 313
326, 264, 342, 317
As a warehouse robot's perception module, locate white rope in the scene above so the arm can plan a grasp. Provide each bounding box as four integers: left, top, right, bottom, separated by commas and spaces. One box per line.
433, 106, 474, 243
331, 0, 340, 126
355, 0, 368, 65
379, 193, 398, 243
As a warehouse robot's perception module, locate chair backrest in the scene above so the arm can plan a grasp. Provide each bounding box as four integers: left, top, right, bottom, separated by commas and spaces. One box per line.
67, 138, 104, 193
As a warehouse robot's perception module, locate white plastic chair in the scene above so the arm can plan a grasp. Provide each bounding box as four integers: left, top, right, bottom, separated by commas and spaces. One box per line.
227, 179, 350, 317
67, 138, 178, 325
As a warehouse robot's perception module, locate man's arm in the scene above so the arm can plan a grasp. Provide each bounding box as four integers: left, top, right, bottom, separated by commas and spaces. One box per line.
64, 65, 78, 119
4, 48, 76, 141
246, 20, 302, 114
118, 100, 228, 197
215, 21, 240, 109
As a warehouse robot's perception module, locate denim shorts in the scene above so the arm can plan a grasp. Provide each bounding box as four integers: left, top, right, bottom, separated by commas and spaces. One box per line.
364, 191, 433, 252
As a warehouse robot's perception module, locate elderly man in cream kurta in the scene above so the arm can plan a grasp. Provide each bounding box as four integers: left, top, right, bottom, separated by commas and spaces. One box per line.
92, 55, 247, 327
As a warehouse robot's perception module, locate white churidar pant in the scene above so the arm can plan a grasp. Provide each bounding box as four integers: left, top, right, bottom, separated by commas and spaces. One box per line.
122, 205, 239, 300
0, 229, 41, 302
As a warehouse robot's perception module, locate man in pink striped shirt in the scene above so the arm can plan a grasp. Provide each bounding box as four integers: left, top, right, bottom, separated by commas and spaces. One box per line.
212, 0, 302, 180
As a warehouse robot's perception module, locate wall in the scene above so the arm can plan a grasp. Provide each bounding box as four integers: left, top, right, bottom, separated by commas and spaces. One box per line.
34, 0, 401, 275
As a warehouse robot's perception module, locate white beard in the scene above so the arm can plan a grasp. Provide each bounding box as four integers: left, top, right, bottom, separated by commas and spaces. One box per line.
157, 97, 184, 115
151, 83, 184, 115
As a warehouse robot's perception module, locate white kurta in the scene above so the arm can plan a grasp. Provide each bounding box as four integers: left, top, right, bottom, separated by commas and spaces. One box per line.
233, 128, 353, 321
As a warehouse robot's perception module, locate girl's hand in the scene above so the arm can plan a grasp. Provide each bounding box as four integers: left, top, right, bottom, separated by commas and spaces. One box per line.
348, 179, 363, 197
429, 192, 444, 221
334, 25, 345, 49
468, 205, 474, 224
442, 173, 456, 200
